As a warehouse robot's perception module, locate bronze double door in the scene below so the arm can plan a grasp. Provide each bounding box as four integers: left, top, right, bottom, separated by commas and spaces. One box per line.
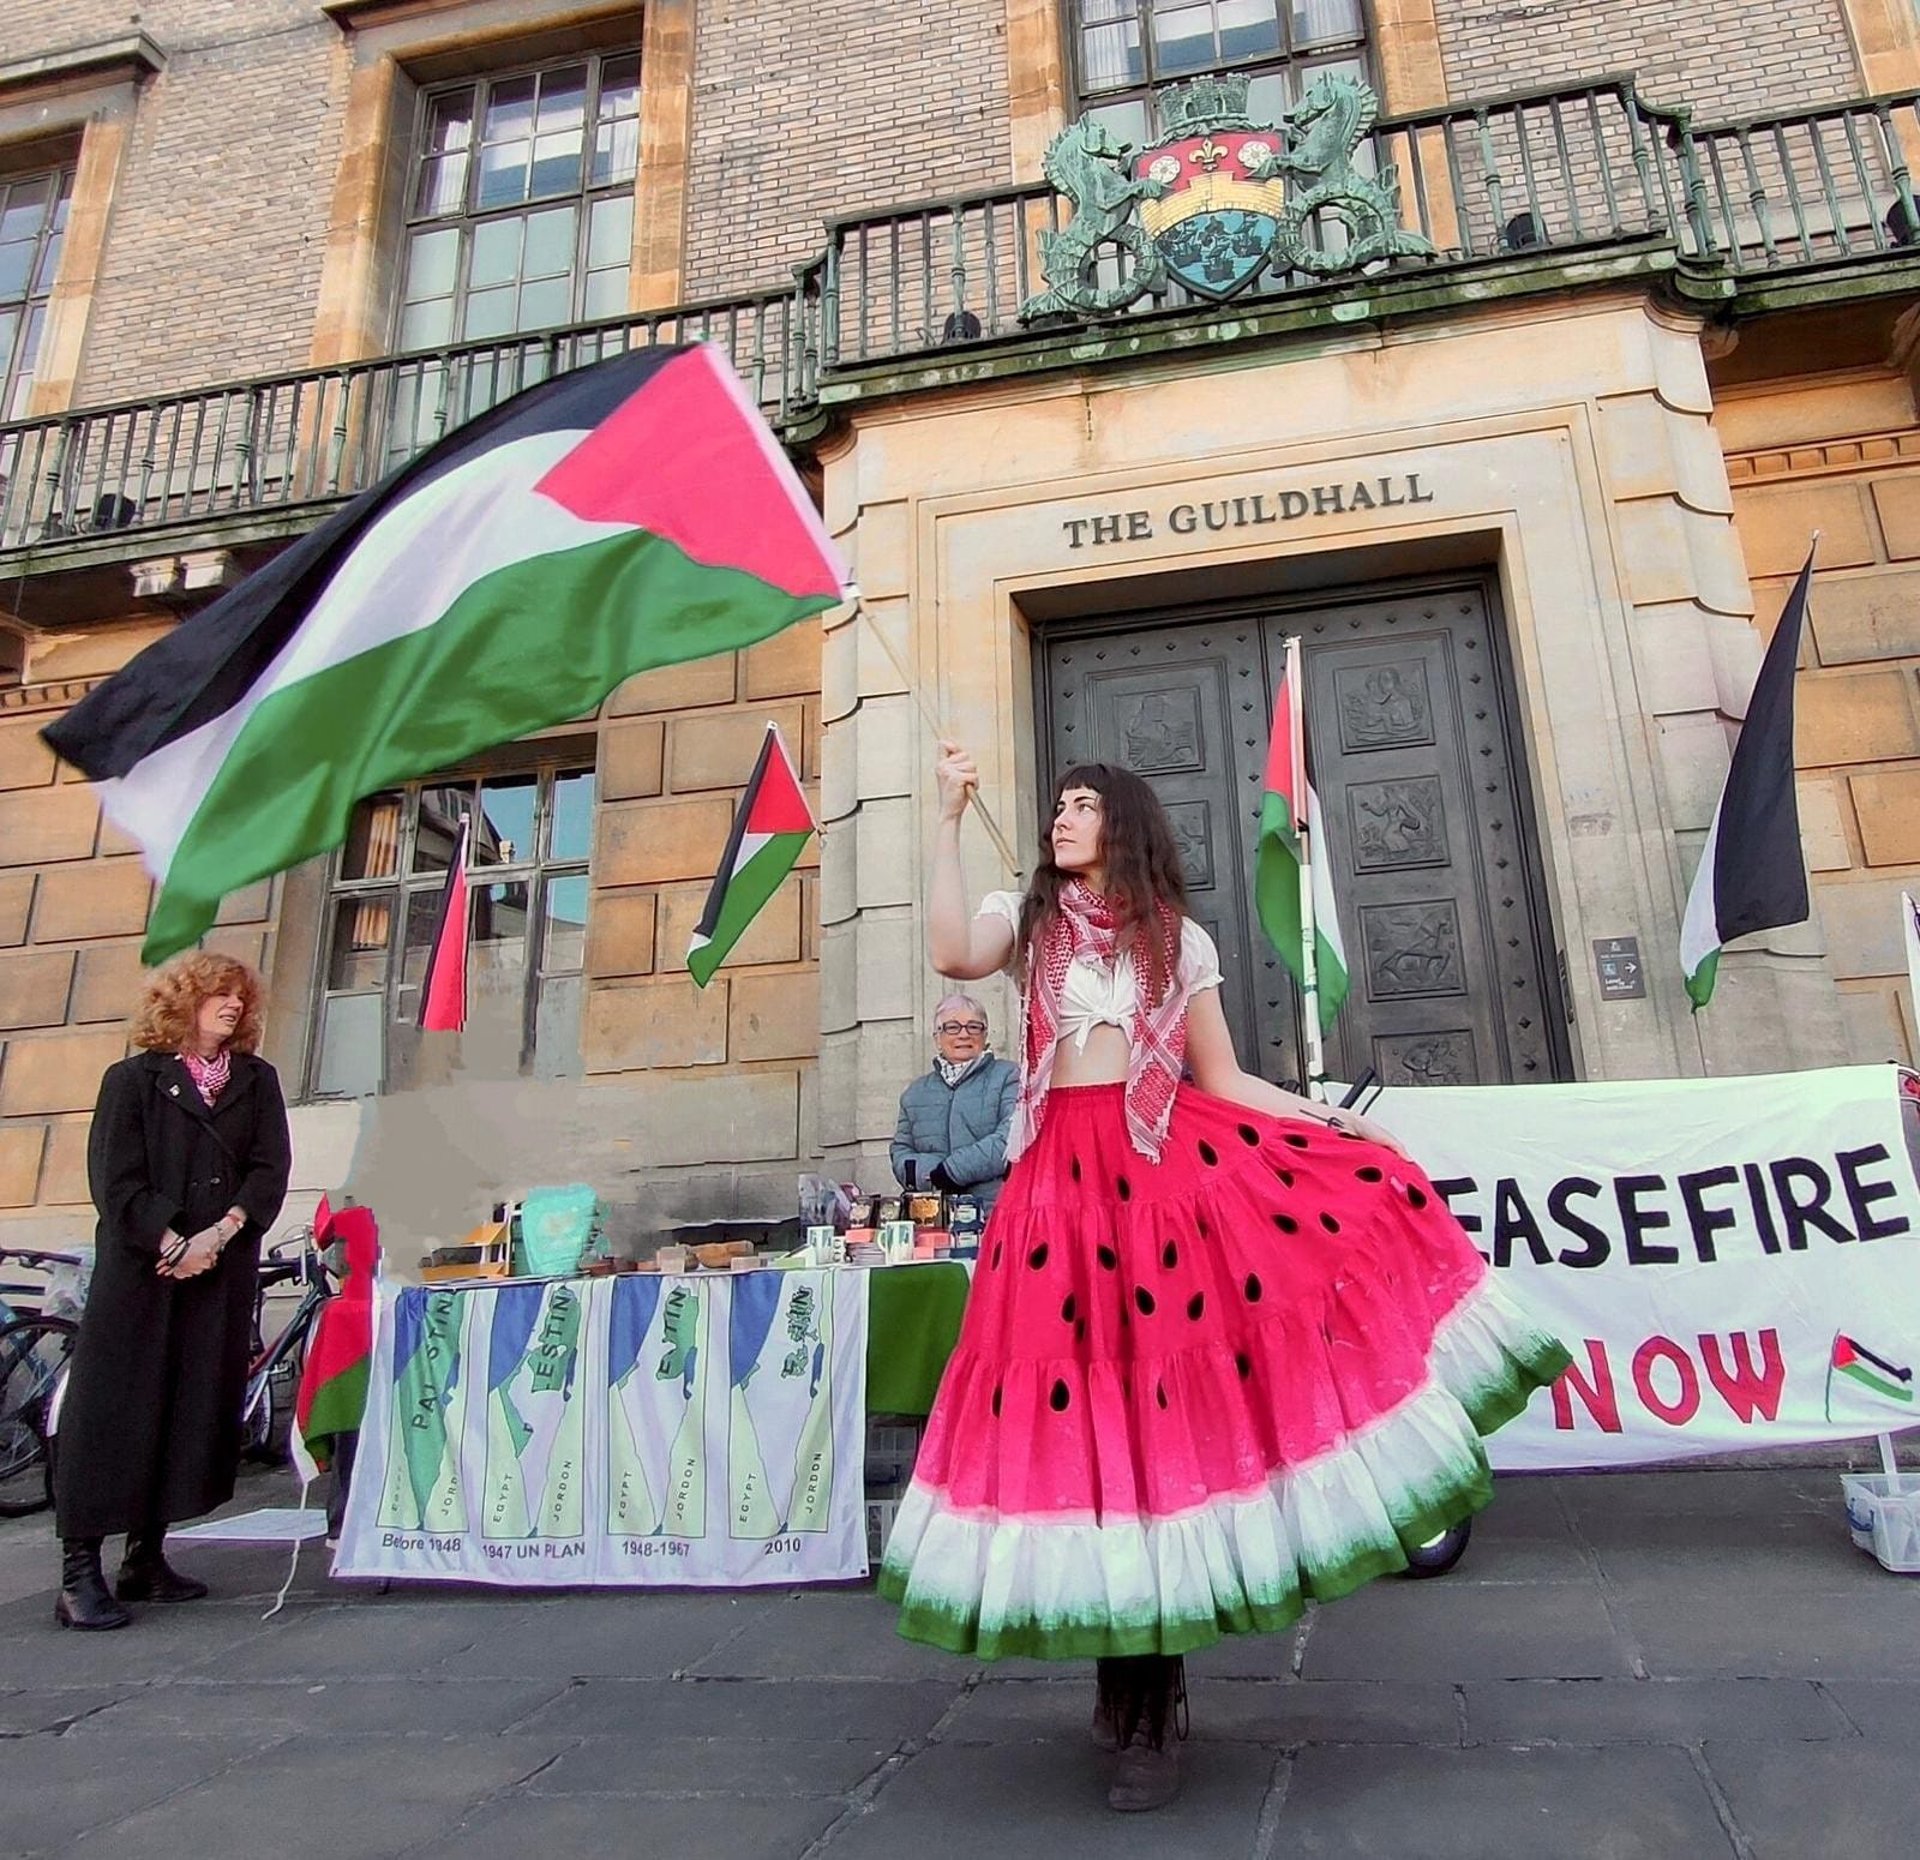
1041, 583, 1570, 1088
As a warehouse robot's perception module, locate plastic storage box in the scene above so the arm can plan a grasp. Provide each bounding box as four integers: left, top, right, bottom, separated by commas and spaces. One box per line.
1841, 1472, 1920, 1573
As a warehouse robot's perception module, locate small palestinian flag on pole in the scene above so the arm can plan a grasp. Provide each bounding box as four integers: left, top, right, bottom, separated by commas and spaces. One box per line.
417, 812, 470, 1032
41, 344, 848, 965
688, 723, 815, 986
1828, 1333, 1915, 1410
1681, 548, 1815, 1009
1255, 638, 1351, 1060
290, 1199, 379, 1486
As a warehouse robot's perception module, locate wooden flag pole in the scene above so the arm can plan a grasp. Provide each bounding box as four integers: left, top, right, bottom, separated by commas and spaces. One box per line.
1284, 633, 1328, 1100
850, 596, 1025, 880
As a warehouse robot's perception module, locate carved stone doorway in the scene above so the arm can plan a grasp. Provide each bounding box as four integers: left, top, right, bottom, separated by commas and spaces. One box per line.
1039, 582, 1571, 1088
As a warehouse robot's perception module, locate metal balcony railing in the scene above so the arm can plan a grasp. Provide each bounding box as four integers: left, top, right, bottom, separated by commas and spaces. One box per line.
3, 80, 1917, 560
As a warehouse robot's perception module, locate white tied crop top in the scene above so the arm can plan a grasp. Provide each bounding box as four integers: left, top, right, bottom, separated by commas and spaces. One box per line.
976, 890, 1224, 1051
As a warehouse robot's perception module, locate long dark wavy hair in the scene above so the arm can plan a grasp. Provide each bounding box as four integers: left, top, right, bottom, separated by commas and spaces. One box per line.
1015, 763, 1189, 1005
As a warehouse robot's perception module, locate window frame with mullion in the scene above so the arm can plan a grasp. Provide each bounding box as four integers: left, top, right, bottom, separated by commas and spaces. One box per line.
394, 47, 640, 356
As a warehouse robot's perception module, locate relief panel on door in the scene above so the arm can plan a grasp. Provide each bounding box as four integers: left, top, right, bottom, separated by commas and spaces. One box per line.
1044, 625, 1279, 1071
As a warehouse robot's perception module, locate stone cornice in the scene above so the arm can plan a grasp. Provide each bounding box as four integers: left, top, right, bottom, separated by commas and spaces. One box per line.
0, 35, 165, 102
1725, 428, 1920, 482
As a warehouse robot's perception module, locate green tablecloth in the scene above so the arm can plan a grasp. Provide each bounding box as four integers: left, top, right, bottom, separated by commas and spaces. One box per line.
865, 1261, 971, 1416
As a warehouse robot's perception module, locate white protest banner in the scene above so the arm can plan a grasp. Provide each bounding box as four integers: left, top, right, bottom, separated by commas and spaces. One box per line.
333, 1269, 869, 1586
1368, 1064, 1920, 1470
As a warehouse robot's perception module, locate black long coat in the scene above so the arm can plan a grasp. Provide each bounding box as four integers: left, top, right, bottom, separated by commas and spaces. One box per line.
54, 1050, 291, 1538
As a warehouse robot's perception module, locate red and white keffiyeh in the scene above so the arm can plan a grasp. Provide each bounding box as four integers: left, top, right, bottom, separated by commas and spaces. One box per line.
1007, 879, 1196, 1164
179, 1046, 232, 1105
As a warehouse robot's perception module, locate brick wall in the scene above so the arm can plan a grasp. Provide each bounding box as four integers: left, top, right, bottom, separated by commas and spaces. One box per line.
1720, 379, 1920, 1066
1435, 0, 1859, 118
680, 1, 1013, 300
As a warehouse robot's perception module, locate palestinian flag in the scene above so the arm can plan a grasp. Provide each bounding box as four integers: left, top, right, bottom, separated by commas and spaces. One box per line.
1681, 549, 1814, 1008
417, 813, 470, 1032
290, 1200, 378, 1484
40, 344, 848, 965
1829, 1334, 1915, 1409
1254, 660, 1350, 1031
687, 722, 814, 987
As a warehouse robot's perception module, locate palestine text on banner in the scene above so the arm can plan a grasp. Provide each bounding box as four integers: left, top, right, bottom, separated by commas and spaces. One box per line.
1680, 548, 1814, 1009
40, 344, 850, 966
1253, 657, 1350, 1031
687, 722, 815, 987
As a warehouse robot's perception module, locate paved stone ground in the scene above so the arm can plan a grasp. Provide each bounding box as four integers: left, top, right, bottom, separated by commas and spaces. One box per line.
2, 1461, 1917, 1858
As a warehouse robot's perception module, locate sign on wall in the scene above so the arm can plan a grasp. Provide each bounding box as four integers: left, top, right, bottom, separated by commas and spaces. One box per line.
334, 1270, 870, 1586
1371, 1065, 1920, 1470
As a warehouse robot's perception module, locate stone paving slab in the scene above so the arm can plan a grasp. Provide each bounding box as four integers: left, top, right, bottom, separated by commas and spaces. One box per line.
429, 1589, 789, 1680
0, 1731, 282, 1854
1616, 1580, 1920, 1680
523, 1732, 897, 1797
0, 1685, 132, 1733
45, 1734, 574, 1860
1704, 1739, 1920, 1860
688, 1589, 985, 1682
818, 1736, 1280, 1860
1461, 1676, 1850, 1745
66, 1675, 573, 1738
1299, 1574, 1634, 1681
517, 1675, 958, 1743
1818, 1679, 1920, 1741
406, 1791, 845, 1860
1278, 1743, 1736, 1857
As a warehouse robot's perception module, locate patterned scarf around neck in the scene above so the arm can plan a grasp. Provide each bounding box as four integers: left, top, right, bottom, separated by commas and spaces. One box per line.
1007, 879, 1194, 1165
935, 1051, 989, 1088
180, 1046, 232, 1105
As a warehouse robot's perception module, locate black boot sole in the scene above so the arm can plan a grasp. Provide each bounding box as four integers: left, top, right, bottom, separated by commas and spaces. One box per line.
54, 1595, 132, 1631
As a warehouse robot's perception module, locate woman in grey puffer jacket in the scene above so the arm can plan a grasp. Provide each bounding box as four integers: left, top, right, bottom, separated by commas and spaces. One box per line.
891, 992, 1020, 1211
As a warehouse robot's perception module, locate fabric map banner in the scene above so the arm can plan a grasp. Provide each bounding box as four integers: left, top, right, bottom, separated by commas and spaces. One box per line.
1367, 1064, 1920, 1471
333, 1269, 869, 1586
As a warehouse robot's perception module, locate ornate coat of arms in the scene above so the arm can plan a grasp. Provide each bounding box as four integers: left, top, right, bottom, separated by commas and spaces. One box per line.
1022, 72, 1436, 322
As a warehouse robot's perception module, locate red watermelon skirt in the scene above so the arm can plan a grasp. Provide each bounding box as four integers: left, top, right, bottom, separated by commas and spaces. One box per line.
877, 1082, 1569, 1660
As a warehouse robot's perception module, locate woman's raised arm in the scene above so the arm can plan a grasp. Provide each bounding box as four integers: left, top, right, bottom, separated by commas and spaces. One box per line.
928, 741, 1016, 980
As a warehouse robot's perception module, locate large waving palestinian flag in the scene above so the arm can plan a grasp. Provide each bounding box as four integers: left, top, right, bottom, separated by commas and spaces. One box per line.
41, 345, 848, 965
687, 722, 814, 987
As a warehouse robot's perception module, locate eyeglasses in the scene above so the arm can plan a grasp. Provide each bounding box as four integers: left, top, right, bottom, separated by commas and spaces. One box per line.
935, 1020, 988, 1037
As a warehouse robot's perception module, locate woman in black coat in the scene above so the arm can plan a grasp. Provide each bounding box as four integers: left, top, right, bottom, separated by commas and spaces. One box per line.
54, 953, 291, 1630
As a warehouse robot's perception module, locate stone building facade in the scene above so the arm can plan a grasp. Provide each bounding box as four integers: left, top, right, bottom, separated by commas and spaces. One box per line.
2, 0, 1918, 1247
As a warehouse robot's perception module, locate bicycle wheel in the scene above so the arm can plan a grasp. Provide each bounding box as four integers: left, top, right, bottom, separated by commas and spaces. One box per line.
0, 1316, 76, 1518
243, 1327, 307, 1466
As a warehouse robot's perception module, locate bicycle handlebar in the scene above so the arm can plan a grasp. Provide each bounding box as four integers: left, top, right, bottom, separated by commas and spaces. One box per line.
0, 1246, 83, 1271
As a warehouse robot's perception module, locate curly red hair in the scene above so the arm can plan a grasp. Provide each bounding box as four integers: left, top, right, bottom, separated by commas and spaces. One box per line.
129, 952, 266, 1055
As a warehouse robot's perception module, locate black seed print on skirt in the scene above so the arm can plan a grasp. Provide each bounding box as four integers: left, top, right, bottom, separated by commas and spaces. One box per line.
1238, 1124, 1260, 1147
991, 1242, 1003, 1270
1162, 1240, 1179, 1270
1187, 1293, 1205, 1321
1408, 1185, 1429, 1208
1320, 1212, 1341, 1234
1061, 1293, 1076, 1324
1197, 1216, 1211, 1239
1134, 1287, 1156, 1317
1235, 1352, 1252, 1380
1244, 1272, 1263, 1302
1070, 1157, 1082, 1183
1197, 1141, 1218, 1167
1275, 1168, 1294, 1188
1098, 1244, 1118, 1270
1284, 1132, 1311, 1150
1357, 1165, 1383, 1183
1029, 1242, 1050, 1269
1050, 1379, 1070, 1412
1155, 1381, 1168, 1410
1116, 1175, 1132, 1202
991, 1386, 1002, 1416
1273, 1213, 1299, 1234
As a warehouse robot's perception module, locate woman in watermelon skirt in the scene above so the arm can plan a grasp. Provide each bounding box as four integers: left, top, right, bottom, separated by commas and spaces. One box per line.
877, 744, 1570, 1811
